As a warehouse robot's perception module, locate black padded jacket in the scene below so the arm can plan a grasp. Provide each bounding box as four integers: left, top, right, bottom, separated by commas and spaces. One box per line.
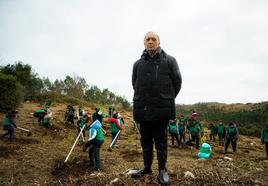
132, 48, 182, 122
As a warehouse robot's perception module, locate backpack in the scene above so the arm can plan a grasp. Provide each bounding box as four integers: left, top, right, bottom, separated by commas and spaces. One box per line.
217, 125, 224, 134
227, 127, 237, 138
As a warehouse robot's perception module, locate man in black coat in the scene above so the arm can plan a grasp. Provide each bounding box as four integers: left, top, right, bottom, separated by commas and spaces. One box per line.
131, 31, 182, 185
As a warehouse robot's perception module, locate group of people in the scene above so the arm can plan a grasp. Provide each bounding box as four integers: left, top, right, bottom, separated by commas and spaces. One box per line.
168, 112, 204, 150
208, 120, 239, 154
167, 112, 240, 155
71, 105, 125, 171
2, 32, 268, 186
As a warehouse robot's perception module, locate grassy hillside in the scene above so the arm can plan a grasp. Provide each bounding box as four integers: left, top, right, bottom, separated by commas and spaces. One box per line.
0, 102, 268, 185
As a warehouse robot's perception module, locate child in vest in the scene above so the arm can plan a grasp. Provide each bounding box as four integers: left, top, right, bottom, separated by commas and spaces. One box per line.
77, 114, 87, 141
209, 123, 216, 141
178, 115, 187, 145
2, 111, 17, 142
117, 113, 125, 126
187, 112, 200, 149
224, 122, 238, 153
92, 108, 104, 124
83, 120, 104, 171
42, 108, 52, 128
261, 124, 268, 158
169, 119, 180, 146
109, 113, 123, 148
65, 105, 75, 125
33, 108, 47, 123
217, 120, 226, 146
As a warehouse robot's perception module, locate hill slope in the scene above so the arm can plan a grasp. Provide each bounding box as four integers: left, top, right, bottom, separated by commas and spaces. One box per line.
0, 103, 267, 185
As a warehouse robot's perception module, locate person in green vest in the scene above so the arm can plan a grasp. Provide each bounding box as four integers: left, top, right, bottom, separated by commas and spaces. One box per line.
224, 122, 238, 154
117, 112, 125, 127
44, 97, 52, 109
217, 120, 226, 146
33, 108, 47, 123
168, 119, 179, 146
109, 113, 123, 148
261, 124, 268, 159
78, 106, 85, 118
209, 123, 216, 141
187, 111, 200, 149
2, 111, 17, 142
108, 106, 115, 118
41, 108, 52, 128
178, 115, 187, 145
83, 120, 104, 171
64, 105, 75, 125
199, 118, 204, 138
77, 114, 87, 140
92, 108, 104, 124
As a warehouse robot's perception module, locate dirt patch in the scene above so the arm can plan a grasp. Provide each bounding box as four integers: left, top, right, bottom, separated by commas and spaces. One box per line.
0, 146, 18, 157
121, 150, 141, 162
52, 158, 90, 178
14, 137, 40, 144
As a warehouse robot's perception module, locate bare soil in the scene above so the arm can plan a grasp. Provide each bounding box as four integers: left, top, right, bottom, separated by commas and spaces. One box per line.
0, 103, 267, 186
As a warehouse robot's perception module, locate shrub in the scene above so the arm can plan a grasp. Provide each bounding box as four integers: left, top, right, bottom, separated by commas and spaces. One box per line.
0, 73, 22, 112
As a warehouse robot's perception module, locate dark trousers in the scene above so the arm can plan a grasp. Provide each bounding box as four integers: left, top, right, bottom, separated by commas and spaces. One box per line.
179, 130, 186, 144
2, 126, 14, 142
85, 140, 102, 170
210, 133, 215, 141
225, 138, 237, 152
265, 142, 268, 157
171, 134, 180, 145
67, 117, 74, 124
38, 116, 44, 123
140, 121, 169, 171
218, 133, 225, 146
187, 134, 199, 149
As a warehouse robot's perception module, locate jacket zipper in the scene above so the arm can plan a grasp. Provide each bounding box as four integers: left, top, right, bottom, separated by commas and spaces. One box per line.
155, 65, 159, 80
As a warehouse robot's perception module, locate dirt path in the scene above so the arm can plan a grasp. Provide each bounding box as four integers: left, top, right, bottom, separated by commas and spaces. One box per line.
0, 103, 267, 185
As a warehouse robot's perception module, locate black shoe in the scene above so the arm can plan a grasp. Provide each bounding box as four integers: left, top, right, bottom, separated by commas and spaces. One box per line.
159, 169, 169, 185
131, 167, 152, 178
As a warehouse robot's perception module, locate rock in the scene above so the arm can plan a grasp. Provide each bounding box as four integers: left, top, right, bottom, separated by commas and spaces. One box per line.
254, 179, 261, 184
256, 168, 263, 171
184, 171, 195, 179
224, 156, 233, 161
198, 158, 206, 161
125, 168, 139, 175
110, 178, 119, 185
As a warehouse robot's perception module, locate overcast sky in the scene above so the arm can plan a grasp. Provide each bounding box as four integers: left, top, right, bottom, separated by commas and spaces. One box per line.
0, 0, 267, 104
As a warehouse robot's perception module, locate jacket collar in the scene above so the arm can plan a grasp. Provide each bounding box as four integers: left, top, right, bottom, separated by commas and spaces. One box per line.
141, 47, 166, 60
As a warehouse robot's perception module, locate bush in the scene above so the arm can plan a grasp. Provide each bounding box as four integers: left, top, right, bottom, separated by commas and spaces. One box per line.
239, 125, 261, 137
0, 73, 22, 112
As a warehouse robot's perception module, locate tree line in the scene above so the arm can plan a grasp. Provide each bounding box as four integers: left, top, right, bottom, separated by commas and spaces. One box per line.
0, 62, 131, 111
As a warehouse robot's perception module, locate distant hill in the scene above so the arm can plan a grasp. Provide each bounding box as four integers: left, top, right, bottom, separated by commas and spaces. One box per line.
176, 101, 268, 137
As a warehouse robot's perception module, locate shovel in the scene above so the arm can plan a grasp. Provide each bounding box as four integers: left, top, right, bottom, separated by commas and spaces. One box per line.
17, 127, 32, 136
108, 130, 121, 151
